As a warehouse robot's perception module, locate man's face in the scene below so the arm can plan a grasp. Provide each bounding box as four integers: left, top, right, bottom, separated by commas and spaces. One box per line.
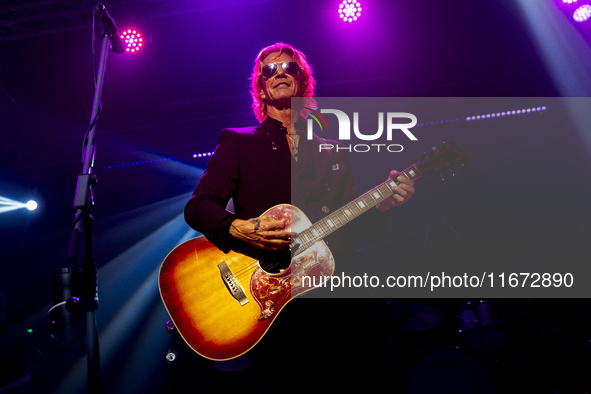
259, 52, 300, 105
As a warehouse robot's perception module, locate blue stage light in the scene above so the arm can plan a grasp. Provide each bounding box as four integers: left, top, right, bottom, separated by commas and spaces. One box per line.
0, 196, 38, 213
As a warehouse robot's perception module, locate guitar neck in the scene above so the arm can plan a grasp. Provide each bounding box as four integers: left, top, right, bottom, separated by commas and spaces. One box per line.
292, 164, 422, 256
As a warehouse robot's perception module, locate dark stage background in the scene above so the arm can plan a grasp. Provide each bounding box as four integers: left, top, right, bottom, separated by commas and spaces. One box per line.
1, 1, 591, 393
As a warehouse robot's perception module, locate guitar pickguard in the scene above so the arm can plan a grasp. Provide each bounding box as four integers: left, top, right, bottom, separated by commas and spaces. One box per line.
250, 204, 335, 321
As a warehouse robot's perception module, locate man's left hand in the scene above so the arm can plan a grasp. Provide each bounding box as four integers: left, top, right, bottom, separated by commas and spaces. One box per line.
376, 170, 415, 211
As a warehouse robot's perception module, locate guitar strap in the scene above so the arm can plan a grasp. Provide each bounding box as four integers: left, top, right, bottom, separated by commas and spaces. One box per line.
320, 136, 335, 190
320, 137, 331, 159
320, 137, 334, 165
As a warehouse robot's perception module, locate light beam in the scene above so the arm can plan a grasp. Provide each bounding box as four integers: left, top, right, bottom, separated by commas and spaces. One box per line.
516, 0, 591, 96
0, 196, 38, 213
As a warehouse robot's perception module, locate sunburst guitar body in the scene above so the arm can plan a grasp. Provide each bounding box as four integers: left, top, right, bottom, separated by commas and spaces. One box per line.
158, 204, 334, 361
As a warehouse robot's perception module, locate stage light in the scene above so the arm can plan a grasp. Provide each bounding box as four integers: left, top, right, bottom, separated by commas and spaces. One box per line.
102, 157, 176, 170
121, 29, 143, 53
563, 0, 578, 4
0, 196, 38, 214
338, 0, 362, 23
415, 118, 460, 128
192, 151, 214, 159
573, 5, 591, 22
465, 106, 547, 122
517, 0, 591, 96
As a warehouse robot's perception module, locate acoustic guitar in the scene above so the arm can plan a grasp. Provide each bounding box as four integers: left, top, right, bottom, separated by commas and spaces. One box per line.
159, 142, 468, 360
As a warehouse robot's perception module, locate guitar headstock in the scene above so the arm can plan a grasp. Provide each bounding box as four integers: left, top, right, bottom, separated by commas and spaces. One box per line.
416, 142, 468, 177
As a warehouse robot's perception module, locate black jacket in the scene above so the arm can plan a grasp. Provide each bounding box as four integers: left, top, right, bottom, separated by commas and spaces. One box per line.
184, 116, 359, 254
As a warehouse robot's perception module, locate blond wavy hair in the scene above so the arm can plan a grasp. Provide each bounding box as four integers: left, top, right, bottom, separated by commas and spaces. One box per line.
250, 42, 317, 122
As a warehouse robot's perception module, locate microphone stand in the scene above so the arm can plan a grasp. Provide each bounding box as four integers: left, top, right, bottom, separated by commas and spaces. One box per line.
66, 21, 114, 394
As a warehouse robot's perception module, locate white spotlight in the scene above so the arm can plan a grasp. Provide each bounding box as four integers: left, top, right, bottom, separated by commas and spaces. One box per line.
0, 196, 39, 213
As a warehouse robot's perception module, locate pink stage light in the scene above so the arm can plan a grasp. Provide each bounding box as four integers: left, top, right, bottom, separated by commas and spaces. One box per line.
121, 29, 144, 53
192, 151, 214, 159
573, 4, 591, 22
562, 0, 578, 4
338, 0, 362, 23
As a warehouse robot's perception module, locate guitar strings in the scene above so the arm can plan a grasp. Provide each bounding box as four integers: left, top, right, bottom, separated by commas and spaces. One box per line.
229, 252, 305, 284
231, 258, 281, 279
229, 181, 395, 280
229, 184, 394, 281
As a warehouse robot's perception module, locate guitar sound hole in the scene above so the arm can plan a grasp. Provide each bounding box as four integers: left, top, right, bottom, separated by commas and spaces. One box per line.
258, 248, 291, 274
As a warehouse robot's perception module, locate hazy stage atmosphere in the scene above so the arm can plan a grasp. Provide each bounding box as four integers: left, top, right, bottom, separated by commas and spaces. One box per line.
1, 1, 591, 393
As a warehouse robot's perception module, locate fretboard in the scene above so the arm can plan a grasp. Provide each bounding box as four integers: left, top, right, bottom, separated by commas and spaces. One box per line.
292, 164, 422, 256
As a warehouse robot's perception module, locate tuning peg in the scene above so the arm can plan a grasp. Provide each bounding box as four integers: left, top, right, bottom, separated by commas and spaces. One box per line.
440, 174, 445, 181
450, 169, 455, 177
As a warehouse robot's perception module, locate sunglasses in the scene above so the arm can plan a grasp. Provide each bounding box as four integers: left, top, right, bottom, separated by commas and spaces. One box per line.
262, 62, 300, 79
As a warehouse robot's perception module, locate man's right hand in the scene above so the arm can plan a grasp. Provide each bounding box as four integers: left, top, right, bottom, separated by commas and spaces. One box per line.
229, 217, 291, 251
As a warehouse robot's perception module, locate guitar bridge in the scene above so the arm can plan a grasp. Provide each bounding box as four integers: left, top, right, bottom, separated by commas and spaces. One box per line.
218, 261, 249, 306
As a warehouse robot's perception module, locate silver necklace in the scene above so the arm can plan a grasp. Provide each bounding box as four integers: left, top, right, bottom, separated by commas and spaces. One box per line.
286, 133, 299, 159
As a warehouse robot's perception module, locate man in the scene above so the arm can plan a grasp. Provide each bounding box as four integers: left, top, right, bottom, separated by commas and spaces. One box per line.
185, 42, 414, 258
183, 42, 415, 386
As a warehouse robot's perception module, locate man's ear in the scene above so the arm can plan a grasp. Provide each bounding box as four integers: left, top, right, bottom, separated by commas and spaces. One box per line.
259, 90, 266, 100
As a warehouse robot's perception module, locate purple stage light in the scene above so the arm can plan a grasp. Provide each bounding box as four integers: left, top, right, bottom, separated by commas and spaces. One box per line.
573, 4, 591, 22
338, 0, 362, 23
562, 0, 578, 4
192, 151, 214, 159
415, 118, 460, 127
102, 157, 176, 170
121, 29, 144, 53
465, 106, 547, 122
